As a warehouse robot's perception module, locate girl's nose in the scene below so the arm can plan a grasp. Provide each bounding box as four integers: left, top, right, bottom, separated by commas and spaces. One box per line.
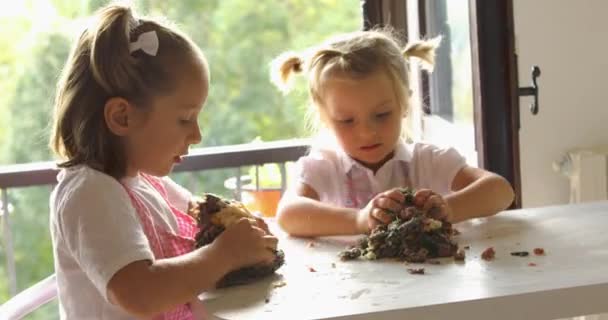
359, 120, 378, 139
190, 122, 202, 145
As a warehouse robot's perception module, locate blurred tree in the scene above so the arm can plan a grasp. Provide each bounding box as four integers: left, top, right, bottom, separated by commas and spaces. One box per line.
7, 32, 70, 164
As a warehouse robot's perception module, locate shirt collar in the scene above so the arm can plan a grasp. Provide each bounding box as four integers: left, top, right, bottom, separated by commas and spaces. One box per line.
121, 173, 143, 188
338, 139, 412, 174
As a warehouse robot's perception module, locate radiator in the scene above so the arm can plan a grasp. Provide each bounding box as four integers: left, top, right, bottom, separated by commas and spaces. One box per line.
555, 148, 608, 203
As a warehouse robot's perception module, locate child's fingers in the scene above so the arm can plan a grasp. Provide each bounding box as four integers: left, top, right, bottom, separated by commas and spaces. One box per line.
263, 235, 278, 250
371, 207, 393, 224
251, 225, 269, 238
374, 196, 402, 214
368, 218, 382, 231
382, 188, 406, 204
261, 249, 277, 264
428, 204, 449, 220
423, 194, 444, 212
255, 217, 272, 235
259, 236, 278, 264
367, 211, 384, 230
233, 218, 266, 237
414, 189, 434, 207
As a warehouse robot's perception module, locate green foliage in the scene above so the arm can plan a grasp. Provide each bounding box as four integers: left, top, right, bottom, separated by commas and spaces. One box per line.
7, 32, 70, 164
0, 2, 360, 318
0, 12, 26, 164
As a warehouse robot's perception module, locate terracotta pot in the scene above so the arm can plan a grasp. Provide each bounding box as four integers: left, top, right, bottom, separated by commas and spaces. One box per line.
242, 189, 281, 217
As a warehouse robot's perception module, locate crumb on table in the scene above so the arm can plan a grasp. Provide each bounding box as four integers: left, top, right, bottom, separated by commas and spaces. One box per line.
481, 247, 495, 261
407, 268, 425, 275
510, 251, 529, 257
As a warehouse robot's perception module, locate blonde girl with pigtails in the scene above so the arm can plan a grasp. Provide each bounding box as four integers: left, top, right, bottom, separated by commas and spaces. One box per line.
271, 28, 514, 237
49, 3, 277, 319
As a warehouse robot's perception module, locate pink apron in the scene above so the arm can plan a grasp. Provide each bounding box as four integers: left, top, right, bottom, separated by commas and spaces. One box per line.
123, 174, 203, 320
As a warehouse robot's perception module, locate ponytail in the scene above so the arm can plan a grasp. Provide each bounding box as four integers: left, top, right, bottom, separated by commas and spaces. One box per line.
270, 51, 303, 94
402, 36, 442, 71
90, 5, 142, 96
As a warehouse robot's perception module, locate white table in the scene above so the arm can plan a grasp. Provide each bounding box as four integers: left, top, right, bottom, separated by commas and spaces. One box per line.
200, 201, 608, 320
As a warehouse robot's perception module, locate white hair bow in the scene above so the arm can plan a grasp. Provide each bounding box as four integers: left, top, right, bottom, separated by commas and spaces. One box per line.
129, 31, 159, 56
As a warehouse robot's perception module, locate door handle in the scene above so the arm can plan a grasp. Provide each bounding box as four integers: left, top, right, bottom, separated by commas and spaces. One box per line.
518, 66, 541, 115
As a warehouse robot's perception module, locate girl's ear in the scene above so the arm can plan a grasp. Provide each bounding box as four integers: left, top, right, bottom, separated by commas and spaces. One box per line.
104, 97, 135, 136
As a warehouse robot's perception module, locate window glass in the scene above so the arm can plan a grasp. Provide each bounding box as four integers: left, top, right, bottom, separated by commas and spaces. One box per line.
417, 0, 477, 165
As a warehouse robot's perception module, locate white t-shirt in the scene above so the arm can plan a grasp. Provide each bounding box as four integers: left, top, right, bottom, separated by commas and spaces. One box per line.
49, 165, 192, 320
291, 140, 467, 208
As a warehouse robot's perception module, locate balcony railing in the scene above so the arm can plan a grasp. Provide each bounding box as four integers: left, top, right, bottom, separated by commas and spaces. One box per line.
0, 139, 310, 297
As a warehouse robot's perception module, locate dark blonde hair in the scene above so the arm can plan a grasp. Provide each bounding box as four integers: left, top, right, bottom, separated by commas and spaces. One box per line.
50, 3, 207, 178
271, 28, 439, 134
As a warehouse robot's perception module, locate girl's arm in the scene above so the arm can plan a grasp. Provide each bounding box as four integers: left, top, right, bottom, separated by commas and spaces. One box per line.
445, 166, 515, 222
276, 183, 362, 237
276, 183, 400, 237
107, 219, 277, 318
107, 244, 229, 318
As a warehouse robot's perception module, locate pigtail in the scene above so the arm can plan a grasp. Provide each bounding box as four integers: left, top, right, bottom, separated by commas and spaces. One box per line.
270, 51, 304, 94
89, 4, 141, 95
307, 48, 343, 71
402, 36, 442, 72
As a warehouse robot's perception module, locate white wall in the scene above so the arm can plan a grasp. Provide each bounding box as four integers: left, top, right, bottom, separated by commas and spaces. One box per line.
514, 0, 608, 207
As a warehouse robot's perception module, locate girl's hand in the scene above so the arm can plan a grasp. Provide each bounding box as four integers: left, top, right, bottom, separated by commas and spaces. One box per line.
212, 218, 278, 270
356, 188, 405, 233
254, 216, 273, 236
413, 189, 453, 221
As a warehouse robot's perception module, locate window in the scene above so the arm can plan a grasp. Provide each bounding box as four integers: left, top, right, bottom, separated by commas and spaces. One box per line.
408, 0, 477, 166
404, 0, 521, 205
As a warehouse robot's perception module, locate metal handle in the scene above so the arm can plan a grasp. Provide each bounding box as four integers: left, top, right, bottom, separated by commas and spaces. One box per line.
518, 66, 541, 115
